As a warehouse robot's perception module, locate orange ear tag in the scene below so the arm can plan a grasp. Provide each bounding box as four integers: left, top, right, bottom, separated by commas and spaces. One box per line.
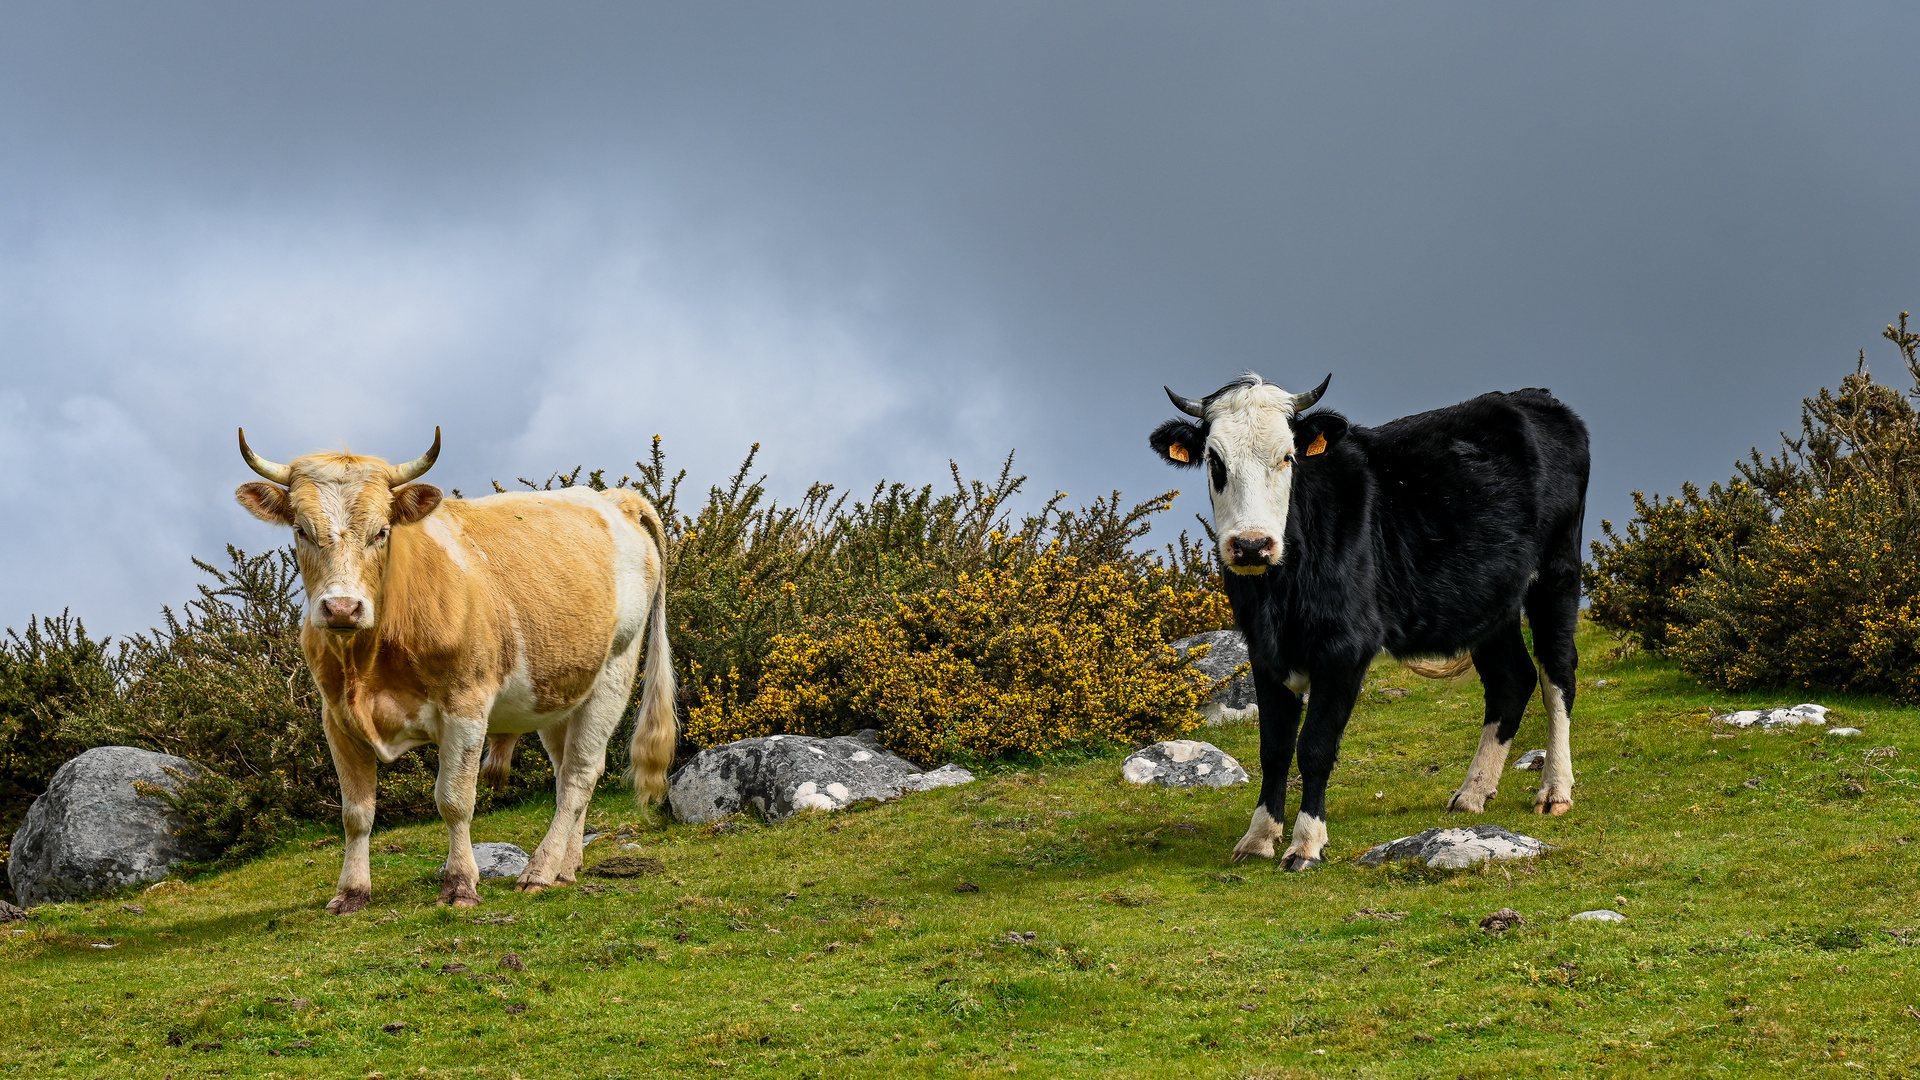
1168, 443, 1190, 463
1304, 433, 1327, 457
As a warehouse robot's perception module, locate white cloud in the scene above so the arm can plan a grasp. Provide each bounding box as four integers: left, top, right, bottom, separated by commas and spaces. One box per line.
0, 198, 1008, 636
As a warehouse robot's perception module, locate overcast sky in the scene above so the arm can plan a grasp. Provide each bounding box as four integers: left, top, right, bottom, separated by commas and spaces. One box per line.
3, 3, 1918, 637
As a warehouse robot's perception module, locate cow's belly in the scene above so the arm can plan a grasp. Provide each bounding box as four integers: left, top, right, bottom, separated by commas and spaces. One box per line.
486, 659, 593, 733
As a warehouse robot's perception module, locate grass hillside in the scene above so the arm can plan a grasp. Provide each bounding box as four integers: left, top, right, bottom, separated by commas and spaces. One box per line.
6, 621, 1919, 1079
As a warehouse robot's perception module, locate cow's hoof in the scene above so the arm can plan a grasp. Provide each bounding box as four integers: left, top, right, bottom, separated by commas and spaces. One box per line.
515, 877, 552, 894
1447, 790, 1492, 814
439, 879, 481, 907
326, 889, 370, 916
1532, 798, 1573, 816
1280, 852, 1323, 872
1230, 841, 1275, 862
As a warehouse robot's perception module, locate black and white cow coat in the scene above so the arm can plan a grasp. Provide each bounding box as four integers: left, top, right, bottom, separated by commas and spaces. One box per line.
1150, 376, 1589, 868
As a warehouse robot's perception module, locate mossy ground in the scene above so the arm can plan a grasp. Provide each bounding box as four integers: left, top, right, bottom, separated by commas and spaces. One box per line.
6, 622, 1920, 1078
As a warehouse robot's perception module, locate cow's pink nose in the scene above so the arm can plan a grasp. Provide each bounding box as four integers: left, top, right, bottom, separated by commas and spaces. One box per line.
322, 598, 364, 626
1229, 534, 1276, 564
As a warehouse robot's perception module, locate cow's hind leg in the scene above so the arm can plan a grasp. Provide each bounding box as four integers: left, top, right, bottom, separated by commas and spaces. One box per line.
434, 717, 488, 907
1282, 661, 1365, 871
1448, 621, 1534, 813
1526, 559, 1581, 815
1233, 667, 1303, 861
520, 648, 640, 891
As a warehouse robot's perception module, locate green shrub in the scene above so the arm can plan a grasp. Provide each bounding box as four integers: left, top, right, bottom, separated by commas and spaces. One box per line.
1588, 312, 1920, 696
0, 612, 114, 877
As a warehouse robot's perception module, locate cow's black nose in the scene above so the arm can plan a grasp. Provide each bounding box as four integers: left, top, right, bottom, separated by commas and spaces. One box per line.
322, 598, 364, 626
1230, 535, 1276, 564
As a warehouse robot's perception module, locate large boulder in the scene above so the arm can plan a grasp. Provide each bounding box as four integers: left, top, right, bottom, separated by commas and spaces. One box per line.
667, 730, 975, 824
1121, 740, 1250, 788
1172, 630, 1257, 724
8, 746, 217, 905
1353, 825, 1552, 870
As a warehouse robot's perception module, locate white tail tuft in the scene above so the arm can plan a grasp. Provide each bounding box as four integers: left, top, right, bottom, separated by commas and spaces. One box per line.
623, 498, 679, 807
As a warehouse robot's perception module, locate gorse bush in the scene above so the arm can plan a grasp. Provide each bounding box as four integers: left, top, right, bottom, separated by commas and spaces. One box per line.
686, 546, 1233, 764
0, 612, 113, 870
1587, 312, 1920, 696
538, 440, 1227, 739
3, 444, 1230, 875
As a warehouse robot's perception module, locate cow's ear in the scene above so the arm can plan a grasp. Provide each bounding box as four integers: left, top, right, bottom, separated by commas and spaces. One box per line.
235, 482, 294, 525
391, 484, 444, 524
1293, 412, 1349, 457
1150, 420, 1206, 468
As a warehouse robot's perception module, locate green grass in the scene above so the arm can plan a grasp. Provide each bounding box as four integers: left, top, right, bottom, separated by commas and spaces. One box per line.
6, 623, 1920, 1079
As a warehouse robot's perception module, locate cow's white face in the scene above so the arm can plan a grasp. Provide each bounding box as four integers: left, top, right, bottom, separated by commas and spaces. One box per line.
1150, 374, 1337, 576
1200, 382, 1300, 573
234, 432, 443, 635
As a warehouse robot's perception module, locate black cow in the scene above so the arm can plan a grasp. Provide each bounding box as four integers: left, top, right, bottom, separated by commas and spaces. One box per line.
1149, 374, 1589, 868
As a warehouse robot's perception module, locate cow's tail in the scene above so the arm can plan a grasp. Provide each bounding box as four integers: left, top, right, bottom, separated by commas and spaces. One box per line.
617, 492, 680, 808
1404, 653, 1475, 680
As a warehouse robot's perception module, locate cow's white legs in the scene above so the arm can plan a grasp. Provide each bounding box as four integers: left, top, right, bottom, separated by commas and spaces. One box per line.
520, 649, 640, 891
434, 717, 487, 907
1448, 721, 1510, 813
1533, 676, 1574, 815
1232, 804, 1288, 861
324, 711, 378, 915
1279, 811, 1329, 870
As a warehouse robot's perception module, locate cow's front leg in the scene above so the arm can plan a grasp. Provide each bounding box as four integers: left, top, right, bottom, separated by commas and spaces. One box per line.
1233, 667, 1303, 862
324, 712, 377, 915
1281, 663, 1362, 871
434, 718, 487, 907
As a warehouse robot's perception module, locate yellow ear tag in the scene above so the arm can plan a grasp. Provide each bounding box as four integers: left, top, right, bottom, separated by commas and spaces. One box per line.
1304, 433, 1327, 457
1168, 443, 1190, 463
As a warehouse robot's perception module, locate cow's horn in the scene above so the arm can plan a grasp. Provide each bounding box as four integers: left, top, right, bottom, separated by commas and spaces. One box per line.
388, 427, 442, 485
1165, 387, 1207, 418
1290, 374, 1331, 414
238, 428, 291, 486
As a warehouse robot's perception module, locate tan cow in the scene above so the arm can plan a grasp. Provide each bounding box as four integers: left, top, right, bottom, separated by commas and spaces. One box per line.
233, 429, 678, 913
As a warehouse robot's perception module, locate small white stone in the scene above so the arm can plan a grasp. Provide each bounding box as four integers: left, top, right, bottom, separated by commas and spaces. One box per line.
1594, 679, 1609, 688
1569, 909, 1627, 923
1827, 727, 1864, 737
1511, 748, 1547, 771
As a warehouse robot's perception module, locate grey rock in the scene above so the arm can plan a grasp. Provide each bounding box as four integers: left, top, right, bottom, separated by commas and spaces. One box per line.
667, 730, 975, 824
1121, 740, 1249, 788
7, 746, 217, 906
1353, 824, 1552, 870
1172, 630, 1257, 724
1712, 703, 1829, 730
1570, 909, 1627, 923
1511, 748, 1546, 771
464, 842, 529, 882
1826, 727, 1864, 737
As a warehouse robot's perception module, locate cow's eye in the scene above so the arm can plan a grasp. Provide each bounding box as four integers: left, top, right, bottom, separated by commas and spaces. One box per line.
1283, 451, 1296, 466
1207, 449, 1227, 492
370, 528, 390, 545
294, 526, 310, 544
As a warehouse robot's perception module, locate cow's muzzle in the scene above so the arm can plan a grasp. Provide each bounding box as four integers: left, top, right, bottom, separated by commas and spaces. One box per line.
320, 596, 367, 631
1227, 533, 1278, 574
